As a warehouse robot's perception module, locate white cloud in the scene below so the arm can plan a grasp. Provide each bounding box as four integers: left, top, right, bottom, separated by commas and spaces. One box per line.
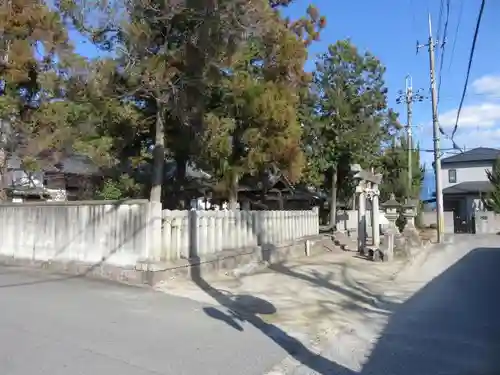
472, 74, 500, 97
451, 127, 500, 149
417, 126, 500, 168
436, 74, 500, 130
417, 73, 500, 166
438, 102, 500, 129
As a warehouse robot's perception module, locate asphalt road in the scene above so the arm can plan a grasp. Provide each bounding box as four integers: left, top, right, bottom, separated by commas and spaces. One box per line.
3, 242, 500, 375
0, 266, 286, 375
290, 244, 500, 375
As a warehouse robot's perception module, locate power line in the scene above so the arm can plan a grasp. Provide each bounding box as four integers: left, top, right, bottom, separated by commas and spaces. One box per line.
451, 0, 486, 140
436, 0, 450, 105
447, 0, 464, 72
436, 0, 444, 44
409, 0, 418, 32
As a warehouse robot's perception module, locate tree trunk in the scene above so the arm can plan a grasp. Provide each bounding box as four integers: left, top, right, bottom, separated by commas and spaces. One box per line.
150, 100, 165, 204
0, 147, 7, 201
330, 165, 338, 232
174, 155, 187, 209
229, 172, 239, 210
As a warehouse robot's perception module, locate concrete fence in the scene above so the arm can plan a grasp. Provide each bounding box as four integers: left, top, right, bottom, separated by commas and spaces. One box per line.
0, 201, 319, 267
336, 210, 387, 232
420, 211, 455, 233
161, 209, 320, 261
475, 211, 500, 234
0, 200, 159, 266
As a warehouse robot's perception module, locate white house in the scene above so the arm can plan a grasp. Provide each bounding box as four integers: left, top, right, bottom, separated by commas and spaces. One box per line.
439, 147, 500, 232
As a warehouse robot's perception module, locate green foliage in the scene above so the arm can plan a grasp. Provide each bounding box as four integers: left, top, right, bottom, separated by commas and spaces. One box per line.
483, 157, 500, 213
1, 0, 422, 209
96, 175, 143, 200
301, 40, 399, 205
379, 135, 424, 202
0, 0, 126, 199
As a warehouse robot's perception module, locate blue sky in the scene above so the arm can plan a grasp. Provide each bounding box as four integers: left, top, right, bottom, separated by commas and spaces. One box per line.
283, 0, 500, 170
71, 0, 499, 176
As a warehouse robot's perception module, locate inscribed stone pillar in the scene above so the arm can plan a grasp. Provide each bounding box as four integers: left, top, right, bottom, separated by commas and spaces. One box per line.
357, 183, 366, 252
372, 184, 380, 247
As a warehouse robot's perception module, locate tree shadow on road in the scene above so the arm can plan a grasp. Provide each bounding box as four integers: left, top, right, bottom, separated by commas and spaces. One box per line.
268, 261, 398, 313
196, 247, 500, 374
189, 256, 355, 375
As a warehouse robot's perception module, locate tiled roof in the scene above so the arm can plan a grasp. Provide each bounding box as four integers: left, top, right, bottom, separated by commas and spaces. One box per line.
442, 181, 492, 194
441, 147, 500, 165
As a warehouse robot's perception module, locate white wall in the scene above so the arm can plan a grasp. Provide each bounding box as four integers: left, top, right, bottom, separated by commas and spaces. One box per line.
336, 210, 387, 232
440, 161, 492, 189
0, 200, 156, 266
420, 211, 455, 233
475, 211, 500, 234
0, 201, 320, 266
161, 209, 319, 261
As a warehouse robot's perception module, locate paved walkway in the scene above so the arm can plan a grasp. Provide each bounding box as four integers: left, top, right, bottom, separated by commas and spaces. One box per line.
0, 265, 286, 375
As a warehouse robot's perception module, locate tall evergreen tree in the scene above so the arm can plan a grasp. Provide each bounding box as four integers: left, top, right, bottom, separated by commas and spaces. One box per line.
198, 4, 323, 207
483, 157, 500, 213
0, 0, 114, 200
379, 135, 424, 202
304, 40, 398, 228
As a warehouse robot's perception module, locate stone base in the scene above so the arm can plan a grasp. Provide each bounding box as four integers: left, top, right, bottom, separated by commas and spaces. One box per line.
0, 235, 328, 286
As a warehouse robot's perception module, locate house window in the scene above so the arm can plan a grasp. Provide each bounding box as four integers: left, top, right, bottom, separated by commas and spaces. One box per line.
448, 169, 457, 183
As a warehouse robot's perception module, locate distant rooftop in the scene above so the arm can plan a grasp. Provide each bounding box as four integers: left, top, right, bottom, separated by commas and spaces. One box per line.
442, 181, 492, 194
441, 147, 500, 165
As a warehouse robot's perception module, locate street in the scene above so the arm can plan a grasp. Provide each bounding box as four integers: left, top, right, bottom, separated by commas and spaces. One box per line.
2, 243, 500, 375
357, 246, 500, 375
0, 266, 286, 375
287, 244, 500, 375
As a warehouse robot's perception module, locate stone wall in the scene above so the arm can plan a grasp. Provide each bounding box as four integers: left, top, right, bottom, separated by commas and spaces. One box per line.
0, 200, 157, 266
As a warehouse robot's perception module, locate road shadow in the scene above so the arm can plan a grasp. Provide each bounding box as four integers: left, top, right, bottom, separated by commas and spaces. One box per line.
268, 261, 397, 313
197, 245, 500, 374
356, 247, 500, 375
189, 257, 354, 374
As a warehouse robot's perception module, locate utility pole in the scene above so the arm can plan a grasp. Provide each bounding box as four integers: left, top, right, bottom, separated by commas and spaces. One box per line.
418, 13, 444, 243
396, 75, 425, 199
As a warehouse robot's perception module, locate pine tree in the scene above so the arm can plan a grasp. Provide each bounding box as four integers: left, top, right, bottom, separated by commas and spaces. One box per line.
58, 0, 325, 205
198, 2, 324, 207
305, 40, 398, 227
483, 157, 500, 213
379, 135, 424, 202
0, 0, 107, 199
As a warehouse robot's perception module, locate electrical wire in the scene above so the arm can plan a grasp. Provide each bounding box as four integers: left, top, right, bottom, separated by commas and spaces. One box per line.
409, 0, 418, 32
437, 0, 450, 105
447, 0, 464, 72
436, 0, 444, 45
451, 0, 486, 140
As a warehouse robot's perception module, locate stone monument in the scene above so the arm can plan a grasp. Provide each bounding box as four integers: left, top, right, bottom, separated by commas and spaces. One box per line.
351, 164, 383, 255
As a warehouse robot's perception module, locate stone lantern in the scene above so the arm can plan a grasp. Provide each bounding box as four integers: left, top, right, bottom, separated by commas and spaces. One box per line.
379, 193, 401, 262
382, 193, 400, 227
401, 198, 418, 229
401, 198, 422, 249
